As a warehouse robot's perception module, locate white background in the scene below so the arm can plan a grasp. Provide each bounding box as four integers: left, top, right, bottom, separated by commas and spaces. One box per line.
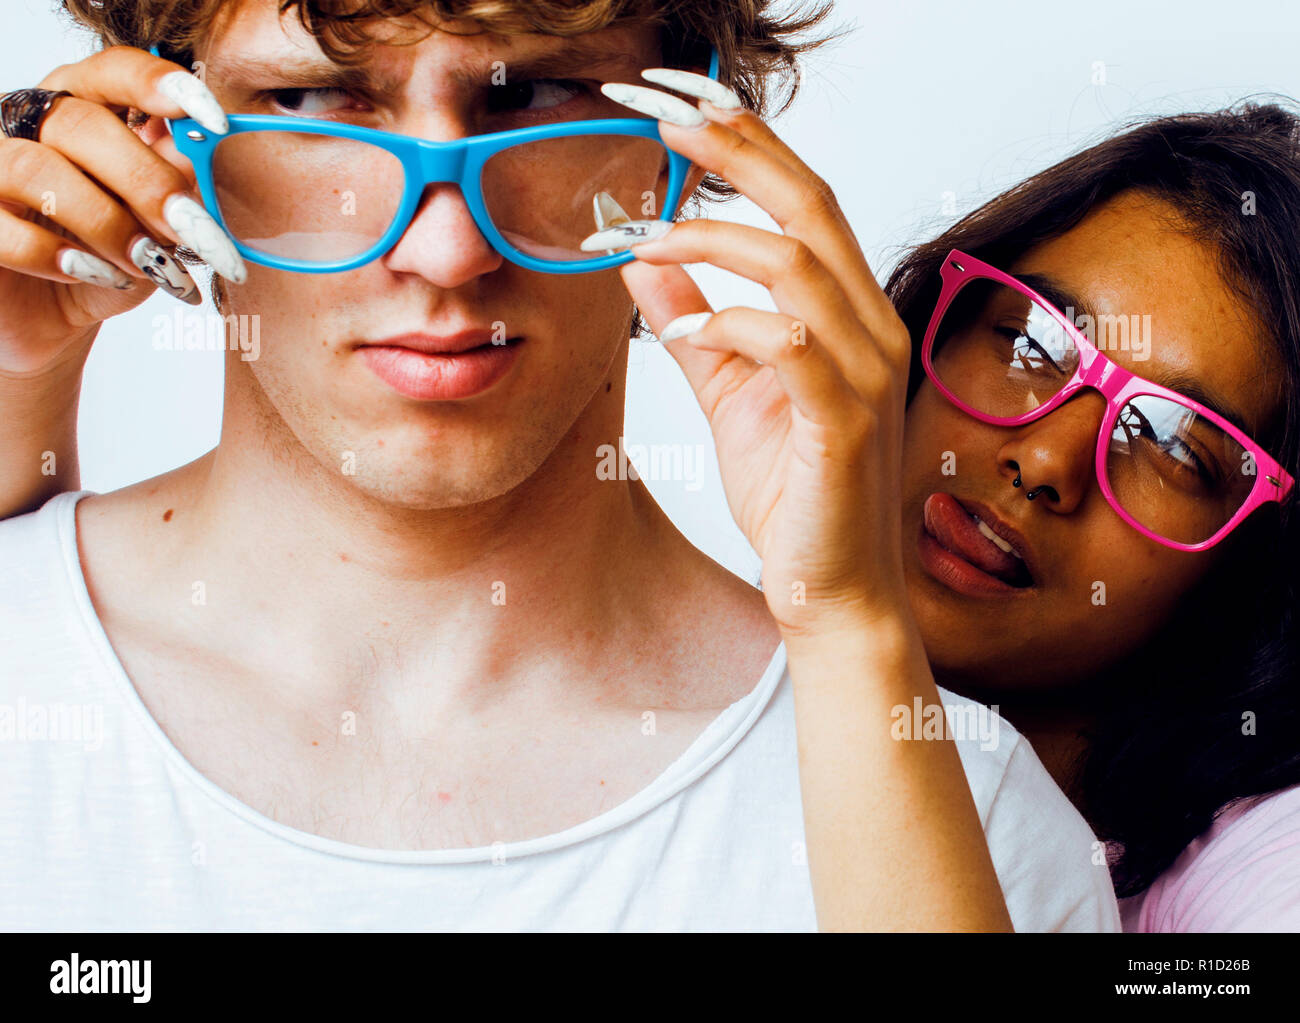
6, 0, 1299, 582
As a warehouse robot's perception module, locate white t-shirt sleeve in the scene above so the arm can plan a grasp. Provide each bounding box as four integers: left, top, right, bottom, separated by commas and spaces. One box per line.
984, 736, 1121, 932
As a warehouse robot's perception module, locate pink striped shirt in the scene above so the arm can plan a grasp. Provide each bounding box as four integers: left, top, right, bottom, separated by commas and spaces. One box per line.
1120, 783, 1300, 932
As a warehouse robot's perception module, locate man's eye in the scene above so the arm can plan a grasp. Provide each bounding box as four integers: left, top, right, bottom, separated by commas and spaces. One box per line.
266, 87, 356, 116
487, 78, 589, 115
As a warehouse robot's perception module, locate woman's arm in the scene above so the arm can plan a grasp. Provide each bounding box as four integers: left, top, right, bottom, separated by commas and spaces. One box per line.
604, 76, 1016, 930
783, 617, 1013, 931
0, 331, 92, 517
0, 47, 237, 519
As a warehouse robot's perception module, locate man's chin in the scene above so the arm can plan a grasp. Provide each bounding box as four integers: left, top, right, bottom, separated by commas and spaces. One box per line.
330, 447, 540, 512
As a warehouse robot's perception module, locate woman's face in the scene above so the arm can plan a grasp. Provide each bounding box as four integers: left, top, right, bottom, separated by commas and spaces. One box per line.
899, 190, 1285, 694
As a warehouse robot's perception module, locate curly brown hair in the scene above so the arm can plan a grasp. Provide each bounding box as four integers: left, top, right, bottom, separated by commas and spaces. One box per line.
62, 0, 845, 205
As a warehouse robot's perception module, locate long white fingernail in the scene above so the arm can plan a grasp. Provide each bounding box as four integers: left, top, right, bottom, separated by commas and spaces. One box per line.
58, 248, 133, 290
600, 83, 707, 129
660, 312, 713, 343
129, 236, 202, 305
580, 219, 675, 253
163, 194, 247, 284
640, 68, 743, 110
156, 71, 229, 135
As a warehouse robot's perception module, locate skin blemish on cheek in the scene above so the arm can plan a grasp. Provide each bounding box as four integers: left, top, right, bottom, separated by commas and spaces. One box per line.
340, 552, 350, 562
437, 791, 453, 803
312, 741, 319, 746
605, 382, 612, 392
162, 509, 174, 522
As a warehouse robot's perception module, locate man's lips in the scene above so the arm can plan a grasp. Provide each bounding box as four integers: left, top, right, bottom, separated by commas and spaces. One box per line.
360, 330, 506, 355
356, 333, 525, 400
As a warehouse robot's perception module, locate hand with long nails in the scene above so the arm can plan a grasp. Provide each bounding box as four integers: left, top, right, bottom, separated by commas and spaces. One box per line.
586, 63, 1016, 933
590, 64, 913, 638
0, 44, 246, 520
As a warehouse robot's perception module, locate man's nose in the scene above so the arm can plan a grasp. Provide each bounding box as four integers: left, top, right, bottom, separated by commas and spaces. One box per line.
996, 390, 1109, 512
381, 178, 504, 286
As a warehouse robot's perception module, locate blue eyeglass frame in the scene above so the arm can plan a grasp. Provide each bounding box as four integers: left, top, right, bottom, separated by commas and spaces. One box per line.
151, 44, 720, 275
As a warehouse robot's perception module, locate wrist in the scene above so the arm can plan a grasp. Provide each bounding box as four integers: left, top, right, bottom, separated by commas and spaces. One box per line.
777, 600, 917, 662
0, 325, 97, 386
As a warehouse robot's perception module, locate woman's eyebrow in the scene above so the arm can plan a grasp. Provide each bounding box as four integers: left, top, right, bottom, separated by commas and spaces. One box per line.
1145, 368, 1253, 437
1018, 271, 1253, 435
1014, 272, 1100, 327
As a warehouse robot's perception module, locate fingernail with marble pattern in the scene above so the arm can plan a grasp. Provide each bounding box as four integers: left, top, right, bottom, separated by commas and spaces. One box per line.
593, 191, 632, 231
57, 248, 133, 290
599, 83, 708, 129
580, 219, 676, 253
639, 68, 743, 111
156, 71, 229, 135
162, 193, 247, 284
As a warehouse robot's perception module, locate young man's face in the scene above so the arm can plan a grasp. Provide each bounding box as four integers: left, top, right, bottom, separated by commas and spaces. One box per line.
194, 0, 692, 508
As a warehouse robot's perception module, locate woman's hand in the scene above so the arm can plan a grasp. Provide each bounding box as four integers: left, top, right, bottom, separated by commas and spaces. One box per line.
591, 79, 913, 643
0, 46, 245, 377
0, 46, 244, 517
593, 75, 1014, 931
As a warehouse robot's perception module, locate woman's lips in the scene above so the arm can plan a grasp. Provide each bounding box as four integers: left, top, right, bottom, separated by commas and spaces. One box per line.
358, 339, 523, 400
918, 493, 1034, 598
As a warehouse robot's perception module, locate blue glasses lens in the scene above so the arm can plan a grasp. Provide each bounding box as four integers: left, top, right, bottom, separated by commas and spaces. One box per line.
480, 133, 673, 264
212, 130, 406, 263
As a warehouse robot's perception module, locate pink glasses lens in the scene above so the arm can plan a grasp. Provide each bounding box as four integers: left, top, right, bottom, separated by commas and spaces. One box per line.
1106, 393, 1255, 545
931, 278, 1081, 416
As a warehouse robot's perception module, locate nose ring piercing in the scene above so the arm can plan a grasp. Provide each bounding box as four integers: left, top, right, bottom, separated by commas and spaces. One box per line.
1012, 469, 1046, 501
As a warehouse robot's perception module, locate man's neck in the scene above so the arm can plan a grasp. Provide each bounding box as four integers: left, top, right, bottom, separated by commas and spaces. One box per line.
135, 354, 729, 717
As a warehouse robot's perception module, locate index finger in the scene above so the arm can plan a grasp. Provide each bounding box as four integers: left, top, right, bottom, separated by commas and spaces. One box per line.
673, 107, 898, 346
610, 79, 903, 361
40, 45, 228, 136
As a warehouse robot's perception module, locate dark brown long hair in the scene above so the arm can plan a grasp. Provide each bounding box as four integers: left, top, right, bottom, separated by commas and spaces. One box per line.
886, 102, 1300, 897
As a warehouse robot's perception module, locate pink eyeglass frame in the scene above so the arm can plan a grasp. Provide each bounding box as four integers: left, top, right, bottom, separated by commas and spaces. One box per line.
919, 249, 1296, 552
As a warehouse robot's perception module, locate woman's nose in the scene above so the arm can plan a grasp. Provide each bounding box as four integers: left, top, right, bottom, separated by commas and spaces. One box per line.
996, 390, 1109, 513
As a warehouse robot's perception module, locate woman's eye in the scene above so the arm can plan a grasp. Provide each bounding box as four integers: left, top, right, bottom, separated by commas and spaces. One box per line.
488, 78, 588, 115
1121, 410, 1218, 483
266, 87, 356, 116
998, 328, 1061, 372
